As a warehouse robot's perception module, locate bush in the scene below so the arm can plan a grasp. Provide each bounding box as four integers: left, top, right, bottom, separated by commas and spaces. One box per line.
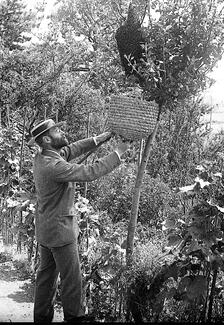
87, 163, 180, 226
138, 175, 180, 226
0, 251, 12, 263
126, 236, 174, 322
86, 163, 134, 223
74, 197, 173, 322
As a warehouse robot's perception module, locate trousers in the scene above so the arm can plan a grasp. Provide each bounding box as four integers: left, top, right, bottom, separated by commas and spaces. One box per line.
33, 242, 84, 322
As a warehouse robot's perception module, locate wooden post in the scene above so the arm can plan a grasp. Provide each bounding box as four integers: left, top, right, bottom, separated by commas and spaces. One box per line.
137, 139, 144, 167
84, 112, 91, 198
207, 263, 218, 322
19, 107, 27, 177
17, 211, 23, 253
126, 120, 159, 264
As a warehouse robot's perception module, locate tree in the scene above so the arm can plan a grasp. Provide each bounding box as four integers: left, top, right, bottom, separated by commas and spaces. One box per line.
125, 0, 224, 262
148, 97, 211, 187
0, 0, 32, 50
54, 0, 133, 94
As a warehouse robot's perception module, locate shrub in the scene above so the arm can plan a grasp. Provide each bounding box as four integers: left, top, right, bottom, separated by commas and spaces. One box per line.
87, 163, 180, 227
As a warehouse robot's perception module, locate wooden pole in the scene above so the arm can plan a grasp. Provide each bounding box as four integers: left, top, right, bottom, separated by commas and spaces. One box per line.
84, 112, 91, 198
137, 139, 144, 167
126, 120, 159, 264
19, 106, 27, 177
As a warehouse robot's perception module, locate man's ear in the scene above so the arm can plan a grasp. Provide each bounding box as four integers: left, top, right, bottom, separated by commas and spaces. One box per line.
42, 135, 51, 144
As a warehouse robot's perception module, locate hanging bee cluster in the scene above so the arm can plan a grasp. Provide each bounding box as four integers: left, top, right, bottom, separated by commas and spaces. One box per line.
115, 3, 147, 86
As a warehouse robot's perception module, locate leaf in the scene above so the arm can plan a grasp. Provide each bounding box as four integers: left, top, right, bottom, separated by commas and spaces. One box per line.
177, 219, 185, 224
186, 275, 207, 301
166, 287, 177, 298
178, 276, 192, 293
196, 165, 205, 172
111, 248, 119, 256
6, 197, 20, 208
89, 214, 99, 222
194, 176, 210, 188
0, 183, 7, 194
179, 184, 195, 193
207, 201, 224, 216
88, 236, 97, 246
164, 263, 179, 281
16, 192, 33, 201
164, 219, 176, 228
213, 172, 222, 178
167, 234, 182, 247
93, 228, 100, 237
189, 225, 204, 238
17, 200, 30, 211
89, 214, 100, 225
79, 220, 87, 229
121, 239, 127, 249
184, 240, 201, 255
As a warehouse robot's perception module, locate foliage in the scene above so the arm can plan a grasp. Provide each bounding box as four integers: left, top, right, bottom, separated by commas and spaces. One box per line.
72, 194, 168, 322
126, 239, 176, 323
0, 251, 12, 263
140, 162, 224, 322
113, 134, 224, 323
0, 124, 36, 260
137, 0, 224, 108
147, 97, 211, 187
0, 0, 33, 50
87, 163, 180, 226
54, 0, 128, 95
116, 0, 224, 262
58, 194, 127, 321
0, 0, 224, 323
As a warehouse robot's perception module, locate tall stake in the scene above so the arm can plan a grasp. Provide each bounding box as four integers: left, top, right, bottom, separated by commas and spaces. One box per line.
84, 112, 91, 198
207, 263, 218, 322
19, 106, 27, 177
126, 119, 159, 264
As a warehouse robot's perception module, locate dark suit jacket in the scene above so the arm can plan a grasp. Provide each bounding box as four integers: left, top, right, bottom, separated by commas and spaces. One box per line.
33, 137, 121, 247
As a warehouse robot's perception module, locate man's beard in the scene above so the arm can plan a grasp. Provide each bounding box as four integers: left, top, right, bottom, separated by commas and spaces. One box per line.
50, 136, 68, 149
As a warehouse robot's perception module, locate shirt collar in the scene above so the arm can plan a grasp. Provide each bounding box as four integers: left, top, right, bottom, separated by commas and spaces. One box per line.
42, 149, 62, 159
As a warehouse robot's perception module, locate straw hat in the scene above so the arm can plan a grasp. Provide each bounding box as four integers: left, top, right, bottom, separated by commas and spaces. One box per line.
28, 119, 65, 146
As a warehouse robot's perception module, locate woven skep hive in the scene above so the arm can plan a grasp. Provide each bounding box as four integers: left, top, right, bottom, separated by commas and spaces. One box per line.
107, 95, 159, 141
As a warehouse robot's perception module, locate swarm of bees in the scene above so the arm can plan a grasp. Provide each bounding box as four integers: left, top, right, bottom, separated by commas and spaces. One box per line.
115, 3, 147, 87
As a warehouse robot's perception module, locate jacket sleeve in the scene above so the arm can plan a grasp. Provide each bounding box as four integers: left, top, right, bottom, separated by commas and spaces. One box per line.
60, 137, 97, 162
48, 152, 121, 183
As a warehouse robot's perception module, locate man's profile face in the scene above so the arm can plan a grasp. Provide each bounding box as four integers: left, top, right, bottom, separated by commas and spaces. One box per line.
48, 126, 69, 149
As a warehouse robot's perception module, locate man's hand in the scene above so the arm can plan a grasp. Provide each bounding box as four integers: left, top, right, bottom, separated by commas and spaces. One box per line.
95, 131, 113, 145
115, 141, 131, 158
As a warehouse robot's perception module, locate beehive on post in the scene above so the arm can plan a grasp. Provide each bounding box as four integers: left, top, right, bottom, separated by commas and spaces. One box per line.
107, 95, 159, 140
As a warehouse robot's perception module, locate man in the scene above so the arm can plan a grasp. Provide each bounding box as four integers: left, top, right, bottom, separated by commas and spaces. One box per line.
28, 119, 129, 323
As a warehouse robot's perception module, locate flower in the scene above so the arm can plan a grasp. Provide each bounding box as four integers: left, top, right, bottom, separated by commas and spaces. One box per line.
74, 194, 91, 213
74, 202, 91, 213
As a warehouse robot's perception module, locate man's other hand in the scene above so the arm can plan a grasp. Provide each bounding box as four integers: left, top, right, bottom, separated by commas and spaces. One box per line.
115, 141, 131, 158
95, 131, 113, 145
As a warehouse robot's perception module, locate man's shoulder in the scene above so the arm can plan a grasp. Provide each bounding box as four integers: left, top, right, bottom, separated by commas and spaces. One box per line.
34, 152, 63, 171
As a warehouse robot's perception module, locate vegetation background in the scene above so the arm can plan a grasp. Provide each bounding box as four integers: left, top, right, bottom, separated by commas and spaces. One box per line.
1, 0, 224, 322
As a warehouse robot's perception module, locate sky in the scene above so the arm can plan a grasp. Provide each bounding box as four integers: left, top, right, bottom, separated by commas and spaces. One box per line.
25, 0, 58, 31
23, 0, 224, 130
25, 0, 56, 12
202, 58, 224, 132
204, 58, 224, 105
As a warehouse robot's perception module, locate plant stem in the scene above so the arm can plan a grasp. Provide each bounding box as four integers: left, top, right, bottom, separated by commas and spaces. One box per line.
207, 263, 218, 322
